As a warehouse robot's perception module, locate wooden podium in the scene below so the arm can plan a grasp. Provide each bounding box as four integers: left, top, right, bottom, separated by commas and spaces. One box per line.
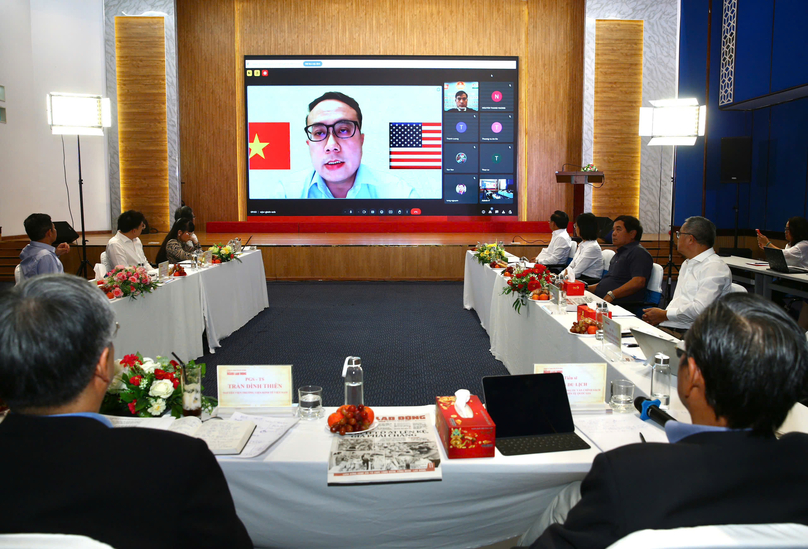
555, 171, 605, 221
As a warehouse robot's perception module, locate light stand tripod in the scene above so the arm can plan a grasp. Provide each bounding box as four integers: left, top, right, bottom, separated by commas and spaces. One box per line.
661, 145, 679, 302
75, 136, 92, 278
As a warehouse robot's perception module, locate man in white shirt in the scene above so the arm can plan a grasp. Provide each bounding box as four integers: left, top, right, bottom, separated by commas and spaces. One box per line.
642, 216, 732, 334
106, 210, 150, 268
535, 210, 572, 268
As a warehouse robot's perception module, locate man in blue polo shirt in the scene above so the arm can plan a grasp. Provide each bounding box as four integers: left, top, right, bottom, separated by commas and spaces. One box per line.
588, 215, 653, 305
18, 213, 70, 280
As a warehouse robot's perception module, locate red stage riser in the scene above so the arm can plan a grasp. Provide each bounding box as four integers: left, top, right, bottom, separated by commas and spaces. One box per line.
208, 219, 556, 234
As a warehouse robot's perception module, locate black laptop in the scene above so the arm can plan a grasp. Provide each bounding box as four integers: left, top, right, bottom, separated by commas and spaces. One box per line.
482, 373, 591, 456
764, 247, 808, 274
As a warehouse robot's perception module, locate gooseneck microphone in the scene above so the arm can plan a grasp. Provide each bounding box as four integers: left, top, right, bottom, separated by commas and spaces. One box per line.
634, 396, 676, 427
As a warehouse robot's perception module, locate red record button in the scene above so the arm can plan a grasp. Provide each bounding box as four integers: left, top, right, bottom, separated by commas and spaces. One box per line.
410, 208, 422, 215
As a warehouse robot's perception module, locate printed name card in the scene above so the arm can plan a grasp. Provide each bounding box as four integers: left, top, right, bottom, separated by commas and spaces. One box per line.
158, 261, 169, 281
217, 365, 293, 408
534, 363, 607, 405
203, 250, 212, 265
602, 316, 623, 361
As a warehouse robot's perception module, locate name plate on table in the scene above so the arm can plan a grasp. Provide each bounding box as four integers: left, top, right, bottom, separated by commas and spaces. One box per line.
534, 363, 607, 406
203, 250, 212, 265
158, 261, 169, 281
217, 365, 293, 409
548, 283, 563, 313
602, 316, 622, 361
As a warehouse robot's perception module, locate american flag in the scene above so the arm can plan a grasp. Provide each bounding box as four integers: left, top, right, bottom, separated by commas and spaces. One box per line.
389, 122, 442, 169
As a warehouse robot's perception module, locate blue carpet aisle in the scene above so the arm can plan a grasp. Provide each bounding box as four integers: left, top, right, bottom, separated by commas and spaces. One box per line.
199, 281, 509, 406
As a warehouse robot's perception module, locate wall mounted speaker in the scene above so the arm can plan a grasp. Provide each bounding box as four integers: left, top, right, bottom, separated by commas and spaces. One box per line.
720, 137, 752, 184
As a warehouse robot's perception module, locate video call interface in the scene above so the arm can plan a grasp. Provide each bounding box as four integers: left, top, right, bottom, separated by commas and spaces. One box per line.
245, 56, 518, 217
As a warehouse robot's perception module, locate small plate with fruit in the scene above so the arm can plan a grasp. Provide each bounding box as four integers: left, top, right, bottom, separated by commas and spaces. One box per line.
570, 317, 600, 337
327, 404, 377, 436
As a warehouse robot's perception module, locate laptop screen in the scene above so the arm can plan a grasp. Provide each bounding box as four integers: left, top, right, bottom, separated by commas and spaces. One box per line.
482, 373, 576, 438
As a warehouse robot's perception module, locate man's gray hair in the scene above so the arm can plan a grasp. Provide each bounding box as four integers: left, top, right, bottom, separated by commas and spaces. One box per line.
683, 216, 716, 248
0, 274, 117, 411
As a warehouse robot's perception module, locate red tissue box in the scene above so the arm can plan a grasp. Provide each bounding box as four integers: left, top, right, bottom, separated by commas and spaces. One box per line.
577, 304, 611, 322
435, 395, 496, 459
564, 281, 585, 296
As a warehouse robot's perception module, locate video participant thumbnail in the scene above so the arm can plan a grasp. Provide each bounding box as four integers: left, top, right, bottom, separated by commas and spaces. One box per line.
442, 143, 479, 174
479, 82, 515, 111
444, 82, 479, 112
442, 174, 479, 204
480, 113, 514, 142
443, 112, 479, 143
479, 178, 515, 204
479, 143, 514, 173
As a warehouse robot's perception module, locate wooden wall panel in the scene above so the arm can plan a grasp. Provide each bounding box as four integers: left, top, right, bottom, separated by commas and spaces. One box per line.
592, 20, 643, 220
527, 0, 586, 222
176, 0, 585, 224
177, 0, 238, 228
115, 17, 170, 232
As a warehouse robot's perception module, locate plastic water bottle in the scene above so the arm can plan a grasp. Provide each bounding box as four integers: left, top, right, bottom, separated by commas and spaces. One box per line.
651, 352, 671, 409
342, 356, 364, 406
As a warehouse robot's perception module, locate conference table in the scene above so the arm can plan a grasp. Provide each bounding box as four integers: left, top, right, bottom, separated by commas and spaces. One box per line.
722, 255, 808, 300
212, 253, 690, 549
109, 250, 268, 361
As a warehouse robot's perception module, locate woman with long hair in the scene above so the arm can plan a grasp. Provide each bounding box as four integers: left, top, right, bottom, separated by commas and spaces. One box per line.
757, 216, 808, 268
156, 217, 201, 264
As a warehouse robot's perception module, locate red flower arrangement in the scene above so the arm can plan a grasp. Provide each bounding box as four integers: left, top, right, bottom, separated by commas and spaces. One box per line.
501, 264, 553, 314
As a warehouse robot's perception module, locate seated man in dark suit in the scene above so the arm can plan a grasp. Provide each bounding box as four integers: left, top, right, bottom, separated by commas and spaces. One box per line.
0, 275, 253, 549
588, 215, 653, 305
522, 293, 808, 548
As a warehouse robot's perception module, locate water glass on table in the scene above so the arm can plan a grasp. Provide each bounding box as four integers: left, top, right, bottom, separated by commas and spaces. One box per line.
609, 379, 635, 413
181, 363, 203, 417
298, 385, 324, 420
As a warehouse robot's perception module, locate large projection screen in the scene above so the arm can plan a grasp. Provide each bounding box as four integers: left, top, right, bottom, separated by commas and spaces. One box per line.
245, 56, 518, 218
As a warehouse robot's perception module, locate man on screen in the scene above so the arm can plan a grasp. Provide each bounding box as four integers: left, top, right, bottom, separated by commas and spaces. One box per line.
269, 92, 417, 199
447, 90, 476, 112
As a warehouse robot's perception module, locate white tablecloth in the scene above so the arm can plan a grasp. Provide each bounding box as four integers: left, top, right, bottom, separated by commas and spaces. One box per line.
463, 252, 501, 330
109, 275, 205, 362
199, 250, 269, 352
218, 405, 599, 549
107, 250, 268, 360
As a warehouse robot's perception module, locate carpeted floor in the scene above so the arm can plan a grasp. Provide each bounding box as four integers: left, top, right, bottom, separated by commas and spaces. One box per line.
198, 281, 509, 406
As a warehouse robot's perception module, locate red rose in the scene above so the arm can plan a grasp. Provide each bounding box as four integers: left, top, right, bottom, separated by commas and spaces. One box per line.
128, 399, 137, 414
121, 354, 141, 368
171, 379, 179, 389
507, 279, 514, 287
528, 280, 539, 291
154, 369, 167, 380
169, 360, 179, 367
534, 265, 547, 274
129, 375, 142, 387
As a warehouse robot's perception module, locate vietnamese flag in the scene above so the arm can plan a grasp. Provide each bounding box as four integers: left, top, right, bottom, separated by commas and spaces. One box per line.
248, 122, 290, 169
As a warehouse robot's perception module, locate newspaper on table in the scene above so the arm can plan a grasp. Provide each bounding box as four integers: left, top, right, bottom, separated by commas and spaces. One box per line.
327, 412, 442, 485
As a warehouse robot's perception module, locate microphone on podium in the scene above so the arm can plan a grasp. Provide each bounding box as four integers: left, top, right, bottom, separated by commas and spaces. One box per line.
634, 397, 676, 428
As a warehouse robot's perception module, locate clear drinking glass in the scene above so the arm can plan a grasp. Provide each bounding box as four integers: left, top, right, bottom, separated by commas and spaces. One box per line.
181, 363, 203, 417
609, 379, 635, 413
298, 385, 324, 420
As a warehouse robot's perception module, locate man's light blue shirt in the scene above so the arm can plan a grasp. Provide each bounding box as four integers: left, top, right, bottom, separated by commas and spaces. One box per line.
49, 412, 113, 428
665, 421, 748, 443
257, 164, 418, 199
19, 241, 64, 279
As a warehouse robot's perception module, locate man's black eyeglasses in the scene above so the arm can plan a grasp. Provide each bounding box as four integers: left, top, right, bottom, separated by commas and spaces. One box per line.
304, 120, 359, 142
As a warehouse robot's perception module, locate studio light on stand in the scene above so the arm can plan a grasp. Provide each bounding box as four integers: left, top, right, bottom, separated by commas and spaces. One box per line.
47, 93, 111, 278
639, 98, 706, 300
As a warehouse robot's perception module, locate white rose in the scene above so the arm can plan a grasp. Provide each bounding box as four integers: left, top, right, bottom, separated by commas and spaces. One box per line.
147, 398, 166, 416
149, 379, 175, 398
139, 358, 158, 374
